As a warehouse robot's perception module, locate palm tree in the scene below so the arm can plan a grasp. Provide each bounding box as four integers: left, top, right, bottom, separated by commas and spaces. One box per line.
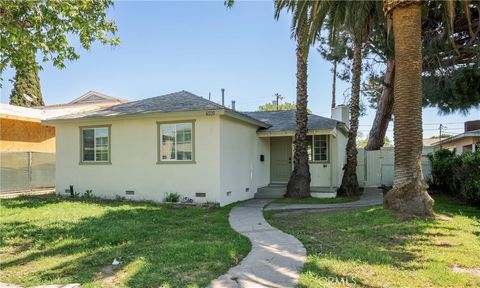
274, 1, 311, 198
320, 1, 383, 197
275, 0, 383, 197
382, 0, 434, 216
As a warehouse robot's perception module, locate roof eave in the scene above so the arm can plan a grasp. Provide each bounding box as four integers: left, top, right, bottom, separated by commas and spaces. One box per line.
42, 108, 271, 128
223, 110, 270, 128
257, 129, 335, 137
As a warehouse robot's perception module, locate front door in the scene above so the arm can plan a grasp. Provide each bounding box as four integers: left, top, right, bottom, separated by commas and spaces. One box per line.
270, 137, 292, 183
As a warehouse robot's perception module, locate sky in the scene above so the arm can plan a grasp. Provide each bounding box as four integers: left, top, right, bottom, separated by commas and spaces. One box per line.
1, 0, 479, 139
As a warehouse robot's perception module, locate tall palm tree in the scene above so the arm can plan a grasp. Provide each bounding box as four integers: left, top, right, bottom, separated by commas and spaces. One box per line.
274, 1, 311, 198
382, 0, 434, 216
275, 0, 383, 197
321, 1, 383, 197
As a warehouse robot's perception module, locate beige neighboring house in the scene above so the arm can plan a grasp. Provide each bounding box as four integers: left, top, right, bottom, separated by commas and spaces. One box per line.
44, 91, 349, 206
422, 138, 439, 147
0, 91, 128, 152
434, 120, 480, 154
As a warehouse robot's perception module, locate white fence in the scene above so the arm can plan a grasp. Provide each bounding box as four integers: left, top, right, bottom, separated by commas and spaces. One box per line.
356, 147, 436, 188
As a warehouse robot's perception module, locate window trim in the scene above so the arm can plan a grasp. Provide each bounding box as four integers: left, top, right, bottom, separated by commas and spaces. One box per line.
157, 120, 196, 164
79, 125, 112, 165
308, 134, 329, 163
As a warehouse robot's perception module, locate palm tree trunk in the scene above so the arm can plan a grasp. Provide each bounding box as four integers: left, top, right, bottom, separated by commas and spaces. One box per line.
286, 20, 311, 198
331, 60, 337, 109
383, 2, 434, 216
337, 37, 362, 197
365, 59, 395, 150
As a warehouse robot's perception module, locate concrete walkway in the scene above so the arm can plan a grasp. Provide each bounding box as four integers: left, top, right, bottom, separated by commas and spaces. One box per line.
210, 199, 307, 288
265, 187, 383, 211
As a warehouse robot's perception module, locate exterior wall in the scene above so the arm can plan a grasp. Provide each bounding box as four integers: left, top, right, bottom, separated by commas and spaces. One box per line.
442, 137, 480, 154
309, 132, 346, 190
335, 131, 347, 187
219, 116, 270, 206
0, 118, 55, 152
55, 115, 221, 204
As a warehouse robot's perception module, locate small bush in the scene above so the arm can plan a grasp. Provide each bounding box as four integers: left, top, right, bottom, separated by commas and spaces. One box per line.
429, 149, 480, 206
83, 189, 94, 199
164, 192, 181, 203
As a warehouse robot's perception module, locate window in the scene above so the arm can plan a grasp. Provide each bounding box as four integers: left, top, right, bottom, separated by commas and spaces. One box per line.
307, 135, 328, 162
80, 126, 110, 163
158, 121, 194, 163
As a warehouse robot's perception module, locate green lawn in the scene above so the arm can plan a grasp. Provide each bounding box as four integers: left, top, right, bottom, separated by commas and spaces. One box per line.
0, 195, 250, 288
266, 195, 480, 287
271, 195, 360, 205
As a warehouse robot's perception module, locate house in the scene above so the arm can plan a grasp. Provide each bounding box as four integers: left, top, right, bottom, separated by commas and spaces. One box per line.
422, 138, 440, 147
44, 91, 349, 206
434, 120, 480, 154
0, 91, 128, 152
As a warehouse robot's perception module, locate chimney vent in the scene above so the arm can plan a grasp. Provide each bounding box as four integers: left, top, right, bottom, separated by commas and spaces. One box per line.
221, 88, 225, 106
231, 100, 236, 111
331, 105, 349, 128
465, 120, 480, 132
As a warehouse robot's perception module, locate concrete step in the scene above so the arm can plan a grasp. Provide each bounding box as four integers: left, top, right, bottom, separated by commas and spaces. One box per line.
254, 184, 286, 199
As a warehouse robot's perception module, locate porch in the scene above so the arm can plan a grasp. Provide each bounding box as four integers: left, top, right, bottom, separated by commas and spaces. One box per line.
255, 133, 343, 199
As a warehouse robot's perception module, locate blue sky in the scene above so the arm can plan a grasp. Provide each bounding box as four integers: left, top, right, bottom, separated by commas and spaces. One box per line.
1, 0, 478, 138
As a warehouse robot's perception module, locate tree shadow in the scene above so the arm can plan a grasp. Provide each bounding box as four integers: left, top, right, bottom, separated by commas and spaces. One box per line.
267, 195, 480, 286
0, 198, 250, 287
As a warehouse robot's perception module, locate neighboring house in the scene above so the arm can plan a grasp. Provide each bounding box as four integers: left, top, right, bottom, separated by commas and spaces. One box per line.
44, 91, 349, 206
434, 120, 480, 154
422, 138, 439, 147
0, 91, 127, 152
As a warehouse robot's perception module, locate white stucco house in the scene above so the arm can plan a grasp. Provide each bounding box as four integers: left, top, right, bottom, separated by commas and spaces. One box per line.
44, 91, 349, 206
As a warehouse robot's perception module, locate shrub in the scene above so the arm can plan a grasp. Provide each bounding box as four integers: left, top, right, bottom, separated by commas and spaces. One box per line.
164, 192, 181, 203
83, 189, 94, 199
429, 149, 480, 206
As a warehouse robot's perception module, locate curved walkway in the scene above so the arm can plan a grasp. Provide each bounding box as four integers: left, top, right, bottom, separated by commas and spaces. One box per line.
210, 188, 383, 288
210, 199, 306, 288
265, 187, 383, 211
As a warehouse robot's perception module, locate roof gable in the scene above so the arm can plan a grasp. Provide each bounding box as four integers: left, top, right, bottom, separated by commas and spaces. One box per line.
69, 91, 127, 105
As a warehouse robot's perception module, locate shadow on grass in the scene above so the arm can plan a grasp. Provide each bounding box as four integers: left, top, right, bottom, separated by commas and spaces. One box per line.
0, 196, 250, 287
267, 194, 480, 285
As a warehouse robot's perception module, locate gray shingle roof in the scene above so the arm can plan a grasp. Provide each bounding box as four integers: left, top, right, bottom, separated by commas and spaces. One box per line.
46, 91, 341, 132
244, 110, 341, 132
49, 91, 226, 120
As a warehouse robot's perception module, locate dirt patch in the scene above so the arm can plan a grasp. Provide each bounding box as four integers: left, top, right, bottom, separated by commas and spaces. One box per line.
97, 264, 117, 287
436, 214, 453, 221
452, 264, 480, 276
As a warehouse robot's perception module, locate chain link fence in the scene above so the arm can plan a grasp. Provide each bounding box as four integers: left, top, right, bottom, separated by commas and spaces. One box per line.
0, 152, 55, 193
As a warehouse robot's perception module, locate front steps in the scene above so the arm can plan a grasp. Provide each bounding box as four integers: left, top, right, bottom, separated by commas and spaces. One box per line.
254, 184, 286, 199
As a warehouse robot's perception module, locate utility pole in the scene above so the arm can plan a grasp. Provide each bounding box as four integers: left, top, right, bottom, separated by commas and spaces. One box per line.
439, 124, 446, 149
274, 93, 283, 111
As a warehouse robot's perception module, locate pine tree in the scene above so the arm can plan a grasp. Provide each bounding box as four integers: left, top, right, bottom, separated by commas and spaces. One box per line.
9, 65, 44, 107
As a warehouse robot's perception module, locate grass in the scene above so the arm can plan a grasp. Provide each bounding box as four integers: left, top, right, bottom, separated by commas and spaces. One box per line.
265, 194, 480, 287
271, 195, 361, 205
0, 195, 250, 288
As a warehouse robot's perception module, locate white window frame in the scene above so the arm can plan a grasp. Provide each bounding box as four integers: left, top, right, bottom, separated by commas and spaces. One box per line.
309, 135, 329, 163
157, 121, 195, 164
79, 125, 111, 164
